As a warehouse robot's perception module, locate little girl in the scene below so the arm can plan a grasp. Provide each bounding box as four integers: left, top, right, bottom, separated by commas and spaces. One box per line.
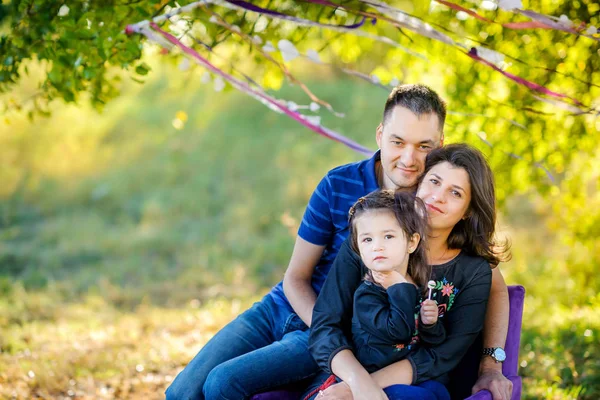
304, 190, 446, 399
347, 189, 445, 373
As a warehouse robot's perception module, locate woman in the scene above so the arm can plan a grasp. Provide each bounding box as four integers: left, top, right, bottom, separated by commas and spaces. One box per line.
307, 143, 509, 400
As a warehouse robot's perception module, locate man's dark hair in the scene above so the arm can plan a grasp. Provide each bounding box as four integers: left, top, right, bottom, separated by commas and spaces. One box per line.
383, 84, 447, 130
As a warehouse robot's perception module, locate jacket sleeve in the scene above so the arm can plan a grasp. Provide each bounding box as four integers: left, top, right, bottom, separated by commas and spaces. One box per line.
418, 315, 447, 346
354, 283, 418, 343
407, 260, 492, 384
308, 239, 364, 374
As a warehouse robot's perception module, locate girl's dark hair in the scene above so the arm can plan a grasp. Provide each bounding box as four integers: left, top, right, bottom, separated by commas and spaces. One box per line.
348, 190, 430, 291
420, 143, 511, 266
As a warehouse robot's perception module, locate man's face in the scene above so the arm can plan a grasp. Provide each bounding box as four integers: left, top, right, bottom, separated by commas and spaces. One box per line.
376, 106, 443, 190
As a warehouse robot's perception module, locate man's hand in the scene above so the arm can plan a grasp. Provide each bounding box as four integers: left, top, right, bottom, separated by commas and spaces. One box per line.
471, 368, 513, 400
371, 270, 406, 289
420, 299, 438, 325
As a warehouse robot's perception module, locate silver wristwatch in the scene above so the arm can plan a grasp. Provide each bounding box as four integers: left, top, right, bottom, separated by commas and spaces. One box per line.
482, 347, 506, 363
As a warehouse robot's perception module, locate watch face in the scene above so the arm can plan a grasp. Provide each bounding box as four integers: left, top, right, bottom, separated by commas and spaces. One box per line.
494, 348, 507, 362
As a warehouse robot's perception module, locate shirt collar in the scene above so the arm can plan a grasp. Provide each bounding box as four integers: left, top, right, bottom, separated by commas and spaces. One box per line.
364, 149, 381, 192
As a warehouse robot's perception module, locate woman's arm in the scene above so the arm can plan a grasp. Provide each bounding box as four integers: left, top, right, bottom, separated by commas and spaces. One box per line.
319, 350, 388, 400
471, 267, 512, 400
406, 260, 493, 384
319, 357, 414, 399
371, 358, 414, 387
309, 240, 388, 400
481, 267, 509, 363
308, 239, 364, 373
419, 315, 447, 346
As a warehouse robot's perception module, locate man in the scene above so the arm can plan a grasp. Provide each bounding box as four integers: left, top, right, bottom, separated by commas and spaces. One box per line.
166, 84, 512, 400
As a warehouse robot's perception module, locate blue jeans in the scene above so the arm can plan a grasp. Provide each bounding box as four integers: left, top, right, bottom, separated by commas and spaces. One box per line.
165, 295, 318, 400
303, 372, 451, 400
384, 380, 451, 400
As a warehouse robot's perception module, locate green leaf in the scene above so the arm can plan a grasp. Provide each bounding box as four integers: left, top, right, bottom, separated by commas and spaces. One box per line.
48, 68, 62, 84
63, 89, 75, 102
135, 62, 151, 76
83, 67, 97, 79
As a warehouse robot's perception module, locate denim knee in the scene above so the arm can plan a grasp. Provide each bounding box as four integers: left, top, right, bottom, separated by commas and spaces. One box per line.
164, 385, 189, 400
203, 363, 243, 400
165, 379, 200, 400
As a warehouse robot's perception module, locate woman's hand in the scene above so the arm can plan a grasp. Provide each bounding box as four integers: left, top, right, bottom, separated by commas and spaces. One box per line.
472, 367, 513, 400
316, 381, 353, 400
317, 376, 388, 400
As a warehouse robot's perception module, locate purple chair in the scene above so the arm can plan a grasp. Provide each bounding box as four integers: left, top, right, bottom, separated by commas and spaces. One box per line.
466, 285, 525, 400
252, 285, 525, 400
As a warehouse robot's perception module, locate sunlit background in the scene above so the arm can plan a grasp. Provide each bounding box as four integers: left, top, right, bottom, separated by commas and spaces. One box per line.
1, 0, 599, 399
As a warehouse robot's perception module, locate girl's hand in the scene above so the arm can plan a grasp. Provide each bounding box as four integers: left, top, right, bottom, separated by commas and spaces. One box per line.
420, 299, 439, 325
371, 270, 406, 289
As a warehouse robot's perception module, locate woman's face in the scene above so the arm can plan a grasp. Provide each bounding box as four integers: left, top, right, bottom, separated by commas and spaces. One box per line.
416, 161, 472, 232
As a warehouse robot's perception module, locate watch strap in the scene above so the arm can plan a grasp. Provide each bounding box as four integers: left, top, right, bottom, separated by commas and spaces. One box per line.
482, 347, 495, 356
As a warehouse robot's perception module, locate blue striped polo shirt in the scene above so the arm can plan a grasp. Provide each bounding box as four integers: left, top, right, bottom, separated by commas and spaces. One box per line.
269, 150, 380, 312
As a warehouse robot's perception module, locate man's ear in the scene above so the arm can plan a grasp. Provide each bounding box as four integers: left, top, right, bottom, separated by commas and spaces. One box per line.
440, 132, 445, 146
376, 123, 383, 148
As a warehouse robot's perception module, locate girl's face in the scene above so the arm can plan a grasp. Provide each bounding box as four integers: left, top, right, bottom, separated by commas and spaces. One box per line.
354, 210, 420, 274
416, 161, 472, 232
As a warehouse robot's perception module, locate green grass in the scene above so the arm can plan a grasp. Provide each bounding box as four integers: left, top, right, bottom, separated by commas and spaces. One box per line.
0, 283, 260, 399
1, 62, 599, 399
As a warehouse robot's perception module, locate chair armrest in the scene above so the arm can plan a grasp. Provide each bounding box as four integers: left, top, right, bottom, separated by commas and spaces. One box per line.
464, 390, 492, 400
504, 285, 526, 377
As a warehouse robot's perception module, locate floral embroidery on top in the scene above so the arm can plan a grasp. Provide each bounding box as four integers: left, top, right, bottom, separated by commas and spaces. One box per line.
441, 283, 454, 297
427, 278, 460, 315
